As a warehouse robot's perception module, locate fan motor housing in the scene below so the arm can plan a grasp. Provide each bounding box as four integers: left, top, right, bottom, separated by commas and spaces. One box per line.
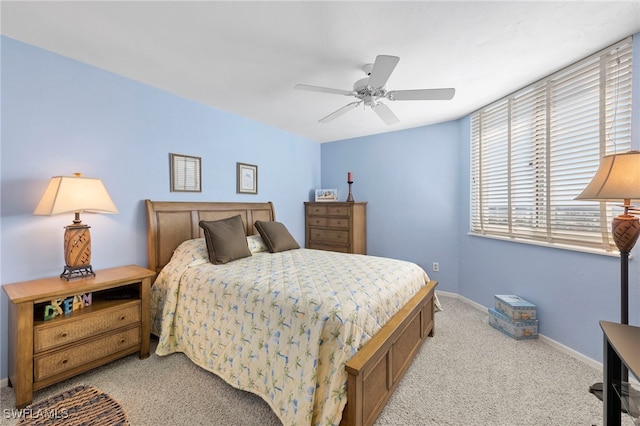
353, 77, 386, 99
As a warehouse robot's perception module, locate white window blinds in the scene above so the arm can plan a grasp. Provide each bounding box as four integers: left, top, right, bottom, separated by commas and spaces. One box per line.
471, 37, 633, 251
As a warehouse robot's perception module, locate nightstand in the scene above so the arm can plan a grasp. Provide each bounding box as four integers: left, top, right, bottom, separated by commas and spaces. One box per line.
3, 265, 155, 408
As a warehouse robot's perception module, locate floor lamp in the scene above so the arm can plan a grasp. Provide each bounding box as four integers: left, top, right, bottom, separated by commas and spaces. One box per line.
575, 150, 640, 402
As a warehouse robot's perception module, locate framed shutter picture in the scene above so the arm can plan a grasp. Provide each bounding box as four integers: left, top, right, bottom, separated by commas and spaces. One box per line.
170, 153, 202, 192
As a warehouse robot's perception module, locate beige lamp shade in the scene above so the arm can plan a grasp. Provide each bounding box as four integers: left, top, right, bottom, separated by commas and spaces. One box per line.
33, 173, 118, 280
33, 174, 118, 216
575, 151, 640, 202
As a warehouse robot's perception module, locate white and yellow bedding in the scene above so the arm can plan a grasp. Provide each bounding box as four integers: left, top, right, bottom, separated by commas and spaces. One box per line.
150, 238, 433, 426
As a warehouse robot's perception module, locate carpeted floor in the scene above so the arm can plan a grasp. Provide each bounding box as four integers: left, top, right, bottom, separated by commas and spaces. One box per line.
1, 295, 634, 425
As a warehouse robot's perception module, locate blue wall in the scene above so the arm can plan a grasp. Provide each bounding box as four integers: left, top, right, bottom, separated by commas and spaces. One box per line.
2, 33, 640, 384
0, 37, 320, 380
320, 123, 461, 293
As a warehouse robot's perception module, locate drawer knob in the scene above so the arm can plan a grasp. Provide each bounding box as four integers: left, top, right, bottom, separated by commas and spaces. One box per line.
120, 338, 126, 344
120, 315, 126, 320
62, 359, 68, 365
60, 332, 68, 338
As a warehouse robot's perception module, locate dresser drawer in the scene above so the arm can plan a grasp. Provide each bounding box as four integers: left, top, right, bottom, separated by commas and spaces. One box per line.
327, 206, 351, 216
34, 301, 141, 353
307, 205, 328, 215
327, 217, 349, 228
308, 243, 350, 253
309, 229, 349, 245
307, 217, 328, 227
34, 326, 140, 382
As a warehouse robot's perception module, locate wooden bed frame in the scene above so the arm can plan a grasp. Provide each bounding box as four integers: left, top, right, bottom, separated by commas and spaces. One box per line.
145, 200, 437, 426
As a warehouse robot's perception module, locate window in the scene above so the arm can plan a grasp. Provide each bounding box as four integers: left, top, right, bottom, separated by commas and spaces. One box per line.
471, 37, 633, 252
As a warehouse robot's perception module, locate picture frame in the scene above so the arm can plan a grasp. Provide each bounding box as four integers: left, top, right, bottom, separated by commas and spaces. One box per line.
170, 153, 201, 192
315, 188, 338, 202
237, 162, 258, 194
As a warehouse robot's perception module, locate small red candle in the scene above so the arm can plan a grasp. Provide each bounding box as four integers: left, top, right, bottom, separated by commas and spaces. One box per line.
347, 172, 353, 182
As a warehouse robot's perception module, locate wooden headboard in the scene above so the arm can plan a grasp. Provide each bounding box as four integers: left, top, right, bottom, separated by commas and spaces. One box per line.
145, 200, 275, 274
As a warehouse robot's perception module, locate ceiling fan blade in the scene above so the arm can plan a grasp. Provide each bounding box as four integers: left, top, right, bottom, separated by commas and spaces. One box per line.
295, 84, 355, 96
387, 88, 456, 101
367, 55, 400, 88
319, 101, 361, 123
372, 103, 400, 125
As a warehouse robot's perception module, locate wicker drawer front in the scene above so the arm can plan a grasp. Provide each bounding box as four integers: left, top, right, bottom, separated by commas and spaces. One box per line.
327, 206, 351, 216
310, 229, 349, 245
34, 302, 141, 353
34, 326, 140, 382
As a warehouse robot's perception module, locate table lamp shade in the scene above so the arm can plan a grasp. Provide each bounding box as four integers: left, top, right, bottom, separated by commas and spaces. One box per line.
575, 151, 640, 252
33, 174, 118, 280
574, 151, 640, 202
33, 175, 118, 216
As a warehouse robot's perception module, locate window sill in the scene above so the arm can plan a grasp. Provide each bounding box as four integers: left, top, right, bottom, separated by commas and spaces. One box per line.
467, 232, 627, 258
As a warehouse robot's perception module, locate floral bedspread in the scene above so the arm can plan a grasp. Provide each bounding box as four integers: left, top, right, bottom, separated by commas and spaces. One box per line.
150, 238, 432, 426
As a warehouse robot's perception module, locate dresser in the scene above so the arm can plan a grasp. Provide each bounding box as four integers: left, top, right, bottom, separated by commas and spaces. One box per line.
3, 265, 155, 408
305, 202, 367, 254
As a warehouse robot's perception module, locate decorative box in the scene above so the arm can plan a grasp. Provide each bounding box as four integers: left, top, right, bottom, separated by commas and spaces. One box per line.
488, 308, 538, 340
494, 294, 537, 320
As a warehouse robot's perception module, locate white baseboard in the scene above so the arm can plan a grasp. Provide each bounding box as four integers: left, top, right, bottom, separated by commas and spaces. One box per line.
436, 290, 604, 371
1, 377, 8, 388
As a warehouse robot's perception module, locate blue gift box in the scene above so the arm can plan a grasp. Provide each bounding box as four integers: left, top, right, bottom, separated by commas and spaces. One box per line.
488, 307, 538, 340
494, 294, 537, 321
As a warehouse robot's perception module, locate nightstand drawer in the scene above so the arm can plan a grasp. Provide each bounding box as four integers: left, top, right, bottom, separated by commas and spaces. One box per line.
34, 301, 141, 353
34, 326, 140, 381
309, 229, 349, 245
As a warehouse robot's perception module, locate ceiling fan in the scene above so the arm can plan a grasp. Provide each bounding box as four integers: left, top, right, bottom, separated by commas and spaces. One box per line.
295, 55, 455, 125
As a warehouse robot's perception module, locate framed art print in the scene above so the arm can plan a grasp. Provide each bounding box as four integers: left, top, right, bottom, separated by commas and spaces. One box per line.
315, 188, 338, 202
237, 162, 258, 194
170, 153, 201, 192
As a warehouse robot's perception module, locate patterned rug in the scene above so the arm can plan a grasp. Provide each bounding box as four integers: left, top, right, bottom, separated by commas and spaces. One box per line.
16, 385, 128, 425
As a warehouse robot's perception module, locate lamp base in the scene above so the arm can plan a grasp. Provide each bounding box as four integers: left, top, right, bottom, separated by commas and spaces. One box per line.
64, 223, 92, 268
60, 265, 95, 281
612, 214, 640, 252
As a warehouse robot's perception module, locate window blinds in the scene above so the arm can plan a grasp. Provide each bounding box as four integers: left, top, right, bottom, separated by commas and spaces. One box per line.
471, 37, 633, 251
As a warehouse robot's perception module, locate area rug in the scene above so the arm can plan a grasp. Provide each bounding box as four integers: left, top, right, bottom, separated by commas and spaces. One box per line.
16, 385, 129, 425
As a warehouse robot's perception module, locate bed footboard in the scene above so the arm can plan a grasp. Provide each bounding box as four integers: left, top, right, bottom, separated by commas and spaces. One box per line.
342, 280, 438, 426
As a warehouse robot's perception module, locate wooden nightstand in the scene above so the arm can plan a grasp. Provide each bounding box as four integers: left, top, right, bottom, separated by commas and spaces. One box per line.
3, 265, 155, 408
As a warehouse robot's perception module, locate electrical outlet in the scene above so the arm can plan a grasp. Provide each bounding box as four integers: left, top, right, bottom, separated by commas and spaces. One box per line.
432, 262, 439, 272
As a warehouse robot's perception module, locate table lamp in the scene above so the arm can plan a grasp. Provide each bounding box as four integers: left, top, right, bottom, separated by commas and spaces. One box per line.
33, 173, 118, 280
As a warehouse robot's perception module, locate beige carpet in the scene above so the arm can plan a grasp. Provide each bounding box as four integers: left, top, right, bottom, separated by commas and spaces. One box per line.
1, 295, 634, 425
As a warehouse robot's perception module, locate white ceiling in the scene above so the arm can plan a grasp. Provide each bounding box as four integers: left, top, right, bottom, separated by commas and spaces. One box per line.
2, 1, 640, 143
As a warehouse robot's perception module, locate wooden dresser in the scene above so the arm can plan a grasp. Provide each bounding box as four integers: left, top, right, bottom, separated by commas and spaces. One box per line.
3, 265, 155, 408
305, 202, 367, 254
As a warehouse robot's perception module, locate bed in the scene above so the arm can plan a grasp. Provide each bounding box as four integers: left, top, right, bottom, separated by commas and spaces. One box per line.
145, 200, 438, 426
